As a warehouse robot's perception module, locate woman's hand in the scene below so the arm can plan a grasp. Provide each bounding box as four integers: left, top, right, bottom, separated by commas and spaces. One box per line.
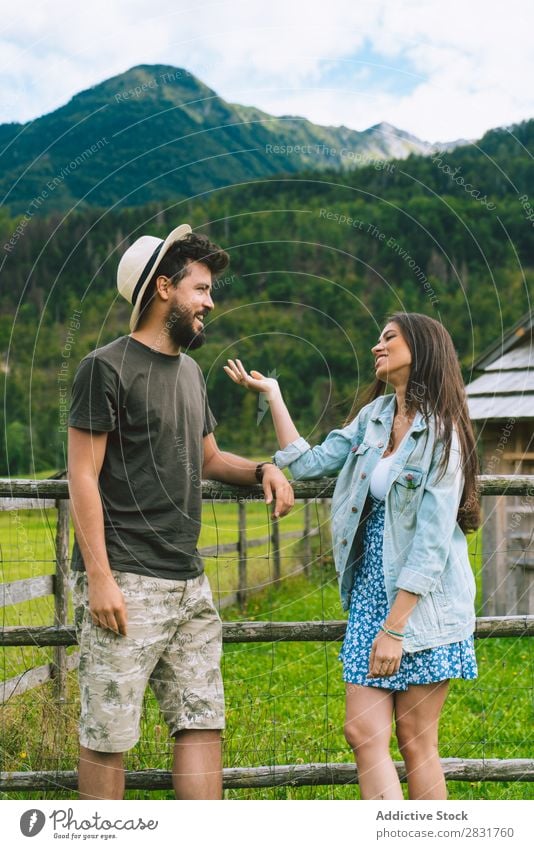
224, 358, 300, 449
224, 358, 280, 400
367, 630, 404, 678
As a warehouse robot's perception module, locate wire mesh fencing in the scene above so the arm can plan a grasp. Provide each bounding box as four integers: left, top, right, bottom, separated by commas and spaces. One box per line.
0, 476, 533, 799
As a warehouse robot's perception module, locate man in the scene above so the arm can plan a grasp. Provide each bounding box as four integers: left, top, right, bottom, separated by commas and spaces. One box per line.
68, 224, 294, 800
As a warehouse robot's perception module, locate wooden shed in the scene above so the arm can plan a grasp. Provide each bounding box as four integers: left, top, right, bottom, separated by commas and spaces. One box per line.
466, 310, 534, 615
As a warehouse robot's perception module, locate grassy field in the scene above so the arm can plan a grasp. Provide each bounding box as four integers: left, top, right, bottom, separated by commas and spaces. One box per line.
0, 502, 532, 800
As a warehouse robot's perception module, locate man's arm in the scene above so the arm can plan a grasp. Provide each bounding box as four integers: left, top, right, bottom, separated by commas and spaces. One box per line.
202, 433, 294, 518
68, 427, 127, 635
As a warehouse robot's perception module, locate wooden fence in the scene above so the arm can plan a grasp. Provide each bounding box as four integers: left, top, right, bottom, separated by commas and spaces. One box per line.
0, 479, 322, 703
1, 475, 533, 792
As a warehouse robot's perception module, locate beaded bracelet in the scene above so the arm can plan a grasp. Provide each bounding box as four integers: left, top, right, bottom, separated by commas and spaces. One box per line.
379, 624, 405, 641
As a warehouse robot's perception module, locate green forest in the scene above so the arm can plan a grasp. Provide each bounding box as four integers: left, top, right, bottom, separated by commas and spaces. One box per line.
1, 117, 533, 474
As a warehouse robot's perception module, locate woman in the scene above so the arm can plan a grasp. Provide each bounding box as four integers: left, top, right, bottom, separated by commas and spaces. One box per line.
224, 312, 479, 800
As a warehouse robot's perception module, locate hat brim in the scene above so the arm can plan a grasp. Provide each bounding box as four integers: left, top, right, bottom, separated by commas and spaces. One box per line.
129, 223, 192, 331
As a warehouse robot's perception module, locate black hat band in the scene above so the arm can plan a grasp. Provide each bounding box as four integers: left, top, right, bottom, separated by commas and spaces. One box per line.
131, 240, 164, 306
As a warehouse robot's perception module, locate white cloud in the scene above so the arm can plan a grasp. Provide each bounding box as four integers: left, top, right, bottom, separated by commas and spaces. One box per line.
0, 0, 532, 140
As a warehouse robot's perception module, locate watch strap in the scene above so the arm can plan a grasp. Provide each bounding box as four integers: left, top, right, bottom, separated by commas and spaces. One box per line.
255, 462, 270, 483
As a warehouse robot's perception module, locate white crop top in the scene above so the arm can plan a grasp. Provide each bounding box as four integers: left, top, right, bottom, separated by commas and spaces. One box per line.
369, 430, 411, 500
369, 453, 396, 500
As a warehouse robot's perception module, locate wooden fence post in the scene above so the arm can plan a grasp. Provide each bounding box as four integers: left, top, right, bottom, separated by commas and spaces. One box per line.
317, 498, 330, 568
237, 501, 247, 610
302, 500, 312, 577
271, 517, 281, 584
53, 498, 70, 704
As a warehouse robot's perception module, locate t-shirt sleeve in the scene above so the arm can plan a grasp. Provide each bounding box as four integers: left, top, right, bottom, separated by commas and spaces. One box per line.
203, 390, 217, 437
68, 356, 118, 432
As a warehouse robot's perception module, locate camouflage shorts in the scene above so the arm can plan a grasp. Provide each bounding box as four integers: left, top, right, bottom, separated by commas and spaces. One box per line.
71, 570, 225, 753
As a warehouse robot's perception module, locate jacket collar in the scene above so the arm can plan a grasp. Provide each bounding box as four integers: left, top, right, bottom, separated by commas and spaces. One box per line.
370, 393, 428, 434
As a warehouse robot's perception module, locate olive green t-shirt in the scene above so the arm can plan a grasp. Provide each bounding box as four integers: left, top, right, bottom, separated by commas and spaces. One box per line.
69, 336, 216, 580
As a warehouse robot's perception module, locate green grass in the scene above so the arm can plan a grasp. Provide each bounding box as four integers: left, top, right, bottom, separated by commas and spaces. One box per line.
0, 506, 532, 800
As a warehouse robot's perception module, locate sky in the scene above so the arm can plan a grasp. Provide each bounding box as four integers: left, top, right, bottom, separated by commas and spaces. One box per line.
0, 0, 532, 143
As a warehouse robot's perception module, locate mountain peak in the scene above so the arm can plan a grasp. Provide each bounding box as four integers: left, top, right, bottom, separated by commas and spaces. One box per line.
0, 64, 470, 215
67, 64, 216, 111
368, 121, 400, 133
367, 120, 427, 143
114, 64, 213, 93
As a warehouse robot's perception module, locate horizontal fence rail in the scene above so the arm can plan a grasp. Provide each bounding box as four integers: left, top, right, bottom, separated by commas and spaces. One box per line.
0, 575, 54, 608
1, 616, 533, 647
0, 535, 319, 610
1, 759, 533, 792
0, 654, 79, 703
1, 475, 534, 500
197, 527, 318, 558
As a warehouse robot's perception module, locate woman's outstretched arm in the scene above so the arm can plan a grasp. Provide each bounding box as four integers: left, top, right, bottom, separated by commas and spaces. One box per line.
224, 358, 299, 449
225, 358, 357, 479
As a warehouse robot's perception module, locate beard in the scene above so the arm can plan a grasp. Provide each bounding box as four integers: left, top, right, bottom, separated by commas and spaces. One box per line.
166, 307, 206, 350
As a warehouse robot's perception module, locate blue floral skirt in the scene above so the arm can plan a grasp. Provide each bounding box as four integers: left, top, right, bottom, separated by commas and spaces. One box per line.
339, 497, 478, 691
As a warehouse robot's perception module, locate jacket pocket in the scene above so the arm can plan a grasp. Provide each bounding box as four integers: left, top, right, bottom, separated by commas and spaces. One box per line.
391, 466, 423, 514
412, 591, 442, 632
395, 468, 424, 489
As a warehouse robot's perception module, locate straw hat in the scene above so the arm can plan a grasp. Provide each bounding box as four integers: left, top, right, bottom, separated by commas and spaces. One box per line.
117, 224, 192, 331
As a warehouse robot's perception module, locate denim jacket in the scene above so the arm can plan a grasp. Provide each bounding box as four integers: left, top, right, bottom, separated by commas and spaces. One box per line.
274, 393, 476, 652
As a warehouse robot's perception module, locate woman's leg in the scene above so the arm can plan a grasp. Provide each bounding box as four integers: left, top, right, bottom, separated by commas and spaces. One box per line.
394, 680, 450, 800
344, 683, 403, 800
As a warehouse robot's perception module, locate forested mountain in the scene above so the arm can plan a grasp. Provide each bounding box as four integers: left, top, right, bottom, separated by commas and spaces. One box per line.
0, 64, 457, 216
1, 105, 533, 473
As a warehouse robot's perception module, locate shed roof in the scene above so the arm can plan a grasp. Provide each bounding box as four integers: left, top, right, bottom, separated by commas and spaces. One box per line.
473, 310, 534, 370
466, 369, 534, 395
466, 311, 534, 421
482, 340, 533, 372
467, 394, 534, 420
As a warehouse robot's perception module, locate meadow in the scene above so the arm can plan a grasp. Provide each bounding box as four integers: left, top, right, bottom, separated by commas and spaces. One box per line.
0, 500, 532, 800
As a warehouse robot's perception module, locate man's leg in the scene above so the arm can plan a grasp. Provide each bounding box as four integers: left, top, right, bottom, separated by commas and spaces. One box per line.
72, 571, 164, 800
152, 574, 225, 800
172, 729, 222, 800
78, 747, 125, 800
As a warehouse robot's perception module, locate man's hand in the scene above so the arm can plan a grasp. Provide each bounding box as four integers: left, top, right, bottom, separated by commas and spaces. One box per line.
261, 463, 294, 518
87, 575, 128, 636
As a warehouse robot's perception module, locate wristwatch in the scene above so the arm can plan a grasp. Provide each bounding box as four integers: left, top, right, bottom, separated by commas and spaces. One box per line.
255, 462, 271, 483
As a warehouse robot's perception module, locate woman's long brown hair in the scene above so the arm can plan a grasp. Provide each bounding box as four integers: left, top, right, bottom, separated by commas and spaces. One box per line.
346, 312, 480, 532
